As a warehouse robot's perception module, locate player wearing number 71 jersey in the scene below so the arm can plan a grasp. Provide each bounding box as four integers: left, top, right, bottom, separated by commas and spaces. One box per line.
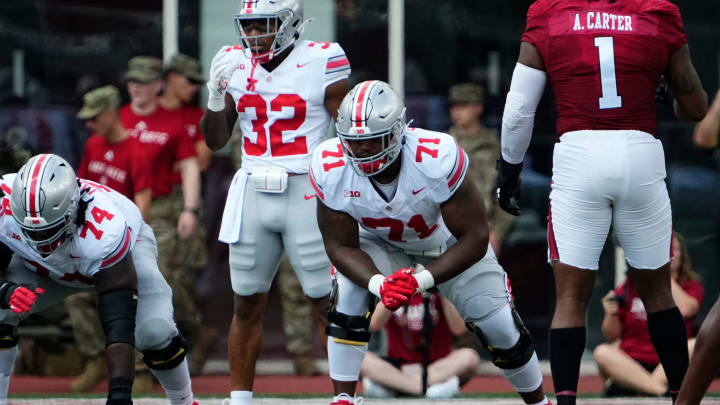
199, 1, 350, 404
495, 1, 708, 404
311, 80, 551, 405
0, 154, 196, 405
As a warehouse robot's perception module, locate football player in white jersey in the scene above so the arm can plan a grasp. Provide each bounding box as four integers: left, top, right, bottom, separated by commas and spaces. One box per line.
310, 81, 552, 405
199, 1, 349, 404
0, 154, 195, 405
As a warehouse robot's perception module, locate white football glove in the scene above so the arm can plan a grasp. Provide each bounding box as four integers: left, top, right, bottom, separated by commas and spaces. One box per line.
206, 46, 240, 112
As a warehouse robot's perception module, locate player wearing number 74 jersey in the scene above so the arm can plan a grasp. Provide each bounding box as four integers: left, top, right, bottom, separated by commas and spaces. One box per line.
495, 1, 708, 404
0, 154, 196, 405
199, 1, 350, 404
312, 80, 551, 405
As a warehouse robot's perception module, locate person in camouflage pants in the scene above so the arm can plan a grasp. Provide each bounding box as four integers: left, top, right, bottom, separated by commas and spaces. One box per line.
447, 83, 515, 254
231, 128, 321, 376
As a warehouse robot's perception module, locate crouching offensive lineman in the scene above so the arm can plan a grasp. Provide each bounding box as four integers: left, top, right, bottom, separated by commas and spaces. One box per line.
311, 81, 551, 405
0, 154, 195, 405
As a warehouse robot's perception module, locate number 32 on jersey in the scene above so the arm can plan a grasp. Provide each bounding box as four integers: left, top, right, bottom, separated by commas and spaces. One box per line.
237, 94, 308, 157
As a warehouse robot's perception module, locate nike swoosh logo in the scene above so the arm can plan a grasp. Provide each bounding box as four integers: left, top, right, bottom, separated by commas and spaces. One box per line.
304, 194, 316, 200
412, 187, 426, 195
297, 62, 310, 68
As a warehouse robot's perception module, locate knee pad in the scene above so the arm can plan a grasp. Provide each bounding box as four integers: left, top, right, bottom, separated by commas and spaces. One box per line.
136, 317, 177, 350
325, 278, 378, 346
0, 324, 17, 349
467, 306, 535, 370
142, 334, 188, 370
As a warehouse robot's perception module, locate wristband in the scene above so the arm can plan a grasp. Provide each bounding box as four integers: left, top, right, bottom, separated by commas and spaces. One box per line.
207, 94, 226, 112
368, 274, 384, 298
412, 264, 435, 292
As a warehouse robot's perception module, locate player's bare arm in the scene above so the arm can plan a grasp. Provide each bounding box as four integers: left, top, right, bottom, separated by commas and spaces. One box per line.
666, 44, 707, 122
324, 79, 350, 121
429, 174, 490, 284
93, 254, 138, 398
517, 41, 546, 72
693, 89, 720, 150
201, 93, 238, 150
316, 199, 381, 289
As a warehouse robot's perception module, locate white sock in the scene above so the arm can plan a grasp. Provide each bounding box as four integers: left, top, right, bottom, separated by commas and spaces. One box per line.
150, 358, 193, 404
528, 395, 550, 405
0, 345, 17, 403
332, 393, 354, 403
230, 390, 253, 405
327, 336, 367, 381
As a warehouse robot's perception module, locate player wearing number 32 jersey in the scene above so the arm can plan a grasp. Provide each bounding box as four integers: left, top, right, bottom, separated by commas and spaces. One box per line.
495, 1, 708, 404
199, 1, 350, 404
0, 154, 195, 405
312, 80, 551, 405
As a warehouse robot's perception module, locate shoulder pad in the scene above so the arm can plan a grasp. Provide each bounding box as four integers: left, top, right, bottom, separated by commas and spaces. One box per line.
310, 138, 348, 201
74, 194, 131, 266
404, 128, 464, 180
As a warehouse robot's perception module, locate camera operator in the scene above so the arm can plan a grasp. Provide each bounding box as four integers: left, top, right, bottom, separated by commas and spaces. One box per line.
593, 232, 704, 397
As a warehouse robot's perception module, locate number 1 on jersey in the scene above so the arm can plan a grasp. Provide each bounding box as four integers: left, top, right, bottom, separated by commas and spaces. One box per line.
594, 37, 622, 110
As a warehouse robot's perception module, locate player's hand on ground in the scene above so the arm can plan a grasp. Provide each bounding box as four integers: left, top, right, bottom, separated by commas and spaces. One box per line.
496, 158, 523, 216
601, 290, 619, 316
380, 269, 418, 311
9, 286, 44, 314
177, 210, 198, 239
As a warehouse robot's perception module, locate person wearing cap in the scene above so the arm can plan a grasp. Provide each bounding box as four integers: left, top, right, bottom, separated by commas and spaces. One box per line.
155, 53, 215, 375
119, 55, 202, 388
447, 83, 514, 254
70, 85, 153, 392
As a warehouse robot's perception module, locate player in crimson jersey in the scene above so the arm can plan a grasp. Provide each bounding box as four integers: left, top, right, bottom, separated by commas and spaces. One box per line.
496, 1, 708, 403
312, 80, 551, 405
0, 154, 196, 405
77, 85, 152, 219
199, 1, 349, 404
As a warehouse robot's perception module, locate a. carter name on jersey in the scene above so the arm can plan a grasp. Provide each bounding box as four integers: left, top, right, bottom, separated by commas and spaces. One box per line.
572, 12, 633, 32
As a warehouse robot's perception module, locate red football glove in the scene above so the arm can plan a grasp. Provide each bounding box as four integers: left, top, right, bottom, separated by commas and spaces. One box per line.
9, 286, 44, 314
380, 268, 419, 311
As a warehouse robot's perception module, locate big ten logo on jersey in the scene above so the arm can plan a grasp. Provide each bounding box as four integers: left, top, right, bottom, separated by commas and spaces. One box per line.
361, 215, 437, 242
237, 93, 308, 157
344, 190, 361, 198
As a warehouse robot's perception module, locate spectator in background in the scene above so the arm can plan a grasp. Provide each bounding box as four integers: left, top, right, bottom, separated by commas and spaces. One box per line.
155, 53, 215, 375
446, 83, 514, 254
69, 85, 154, 392
694, 89, 720, 152
360, 292, 479, 399
593, 231, 703, 397
120, 55, 203, 388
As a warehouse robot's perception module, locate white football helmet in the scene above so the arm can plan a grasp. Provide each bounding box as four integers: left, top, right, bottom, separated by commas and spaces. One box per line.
234, 0, 305, 63
10, 154, 80, 256
336, 80, 407, 176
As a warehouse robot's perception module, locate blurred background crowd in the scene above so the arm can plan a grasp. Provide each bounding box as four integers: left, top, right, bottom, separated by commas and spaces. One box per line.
0, 0, 718, 396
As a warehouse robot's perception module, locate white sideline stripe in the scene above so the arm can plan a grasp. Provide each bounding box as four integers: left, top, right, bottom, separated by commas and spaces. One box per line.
6, 398, 717, 404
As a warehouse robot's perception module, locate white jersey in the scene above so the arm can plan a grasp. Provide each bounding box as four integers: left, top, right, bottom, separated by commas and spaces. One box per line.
0, 175, 143, 288
218, 40, 351, 174
310, 128, 469, 252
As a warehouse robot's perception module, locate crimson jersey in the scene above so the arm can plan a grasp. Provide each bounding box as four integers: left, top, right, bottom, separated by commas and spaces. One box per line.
78, 135, 151, 200
616, 278, 703, 365
119, 105, 197, 198
522, 0, 687, 136
385, 293, 452, 364
0, 175, 143, 288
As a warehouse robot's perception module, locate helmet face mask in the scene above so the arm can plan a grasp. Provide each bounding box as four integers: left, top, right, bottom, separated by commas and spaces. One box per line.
10, 154, 79, 256
234, 0, 304, 63
336, 80, 407, 177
